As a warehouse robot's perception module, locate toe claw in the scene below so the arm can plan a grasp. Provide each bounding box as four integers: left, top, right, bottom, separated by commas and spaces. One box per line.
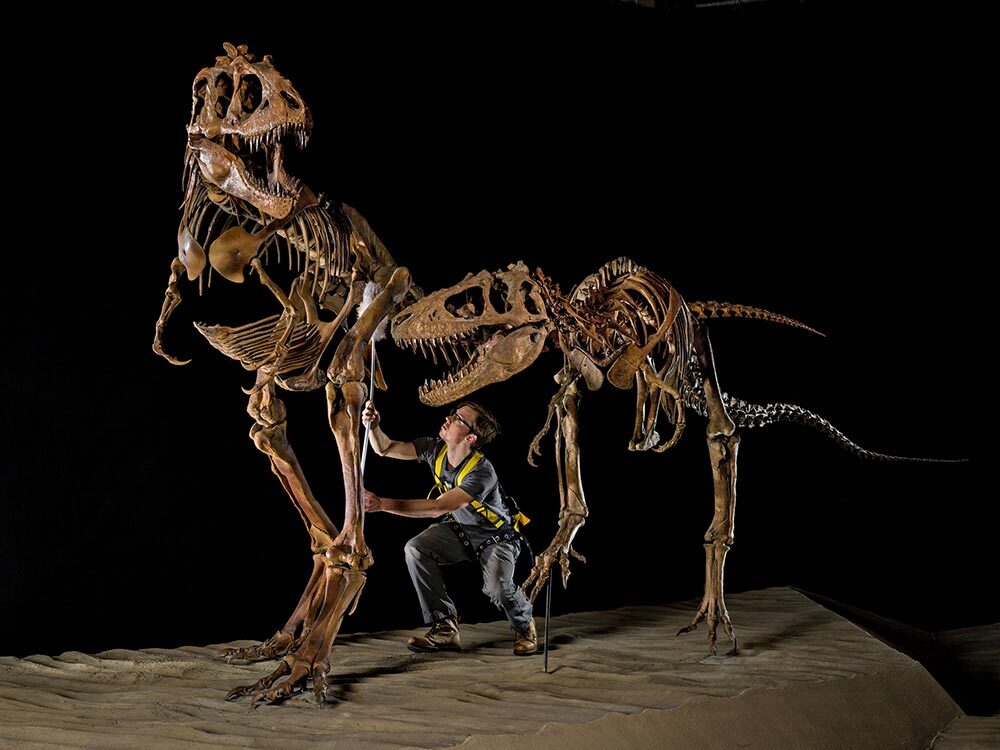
226, 684, 250, 701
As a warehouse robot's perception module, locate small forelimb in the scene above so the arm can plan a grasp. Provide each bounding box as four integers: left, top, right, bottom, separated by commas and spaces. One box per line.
152, 258, 191, 365
639, 364, 687, 453
527, 368, 577, 467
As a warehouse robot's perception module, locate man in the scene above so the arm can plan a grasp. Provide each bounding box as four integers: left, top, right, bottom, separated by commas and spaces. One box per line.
362, 400, 537, 656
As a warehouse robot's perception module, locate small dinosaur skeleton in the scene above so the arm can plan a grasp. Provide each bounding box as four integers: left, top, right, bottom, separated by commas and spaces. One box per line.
392, 257, 952, 654
153, 44, 414, 705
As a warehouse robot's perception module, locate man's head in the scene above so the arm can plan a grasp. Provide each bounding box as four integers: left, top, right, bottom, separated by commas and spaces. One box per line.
439, 401, 501, 449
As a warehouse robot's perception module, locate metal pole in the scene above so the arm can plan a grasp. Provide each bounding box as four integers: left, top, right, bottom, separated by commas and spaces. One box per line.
361, 343, 376, 475
543, 575, 552, 673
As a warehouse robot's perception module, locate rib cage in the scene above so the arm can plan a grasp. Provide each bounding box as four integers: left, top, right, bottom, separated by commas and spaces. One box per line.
567, 256, 694, 375
180, 172, 353, 292
175, 175, 361, 380
195, 315, 325, 373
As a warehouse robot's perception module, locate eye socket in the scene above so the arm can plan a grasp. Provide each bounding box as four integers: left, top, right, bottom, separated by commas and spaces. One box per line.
489, 283, 510, 314
521, 282, 540, 315
238, 74, 262, 114
214, 73, 233, 118
192, 78, 208, 122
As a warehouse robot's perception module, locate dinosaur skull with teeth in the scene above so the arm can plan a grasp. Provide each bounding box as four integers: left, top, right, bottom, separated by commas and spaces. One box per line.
392, 262, 553, 405
187, 42, 311, 220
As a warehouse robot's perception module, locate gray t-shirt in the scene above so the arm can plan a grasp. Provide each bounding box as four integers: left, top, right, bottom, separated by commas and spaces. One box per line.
413, 437, 511, 534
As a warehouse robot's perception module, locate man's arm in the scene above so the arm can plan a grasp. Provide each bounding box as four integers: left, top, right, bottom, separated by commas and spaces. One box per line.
363, 400, 418, 460
364, 488, 472, 518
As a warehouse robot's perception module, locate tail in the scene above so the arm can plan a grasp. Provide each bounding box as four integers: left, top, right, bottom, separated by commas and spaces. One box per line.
722, 395, 964, 464
688, 300, 824, 337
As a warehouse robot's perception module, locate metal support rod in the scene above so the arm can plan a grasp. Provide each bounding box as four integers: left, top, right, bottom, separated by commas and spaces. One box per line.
361, 343, 376, 476
543, 576, 552, 673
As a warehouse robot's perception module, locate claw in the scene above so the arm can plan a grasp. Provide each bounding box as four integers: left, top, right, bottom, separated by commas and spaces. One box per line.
249, 691, 268, 710
559, 550, 572, 588
677, 610, 705, 638
312, 665, 329, 704
676, 605, 736, 655
226, 659, 291, 702
226, 684, 253, 701
524, 549, 573, 603
250, 679, 302, 708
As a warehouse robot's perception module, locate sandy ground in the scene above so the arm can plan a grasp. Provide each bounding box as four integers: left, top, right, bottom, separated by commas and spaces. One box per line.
0, 588, 965, 749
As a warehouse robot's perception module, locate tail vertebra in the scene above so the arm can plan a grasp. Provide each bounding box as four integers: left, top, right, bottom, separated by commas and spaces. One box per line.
688, 300, 824, 337
722, 395, 962, 464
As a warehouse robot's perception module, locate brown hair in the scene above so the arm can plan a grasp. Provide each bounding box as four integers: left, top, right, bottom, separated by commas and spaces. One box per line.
458, 401, 501, 447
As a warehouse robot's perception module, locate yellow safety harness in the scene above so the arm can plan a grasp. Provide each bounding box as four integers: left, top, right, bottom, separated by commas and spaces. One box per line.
429, 445, 531, 531
429, 444, 530, 536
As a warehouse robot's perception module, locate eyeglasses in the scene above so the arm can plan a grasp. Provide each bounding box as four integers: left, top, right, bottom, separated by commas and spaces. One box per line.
447, 411, 475, 433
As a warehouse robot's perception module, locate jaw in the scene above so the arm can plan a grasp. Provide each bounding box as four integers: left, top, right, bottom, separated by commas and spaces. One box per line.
395, 324, 550, 406
187, 130, 304, 219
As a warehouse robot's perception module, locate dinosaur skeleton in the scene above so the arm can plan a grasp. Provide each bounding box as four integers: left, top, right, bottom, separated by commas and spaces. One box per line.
153, 44, 414, 705
391, 257, 949, 654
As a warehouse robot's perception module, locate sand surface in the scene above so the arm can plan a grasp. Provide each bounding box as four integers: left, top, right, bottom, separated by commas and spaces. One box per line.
0, 587, 962, 749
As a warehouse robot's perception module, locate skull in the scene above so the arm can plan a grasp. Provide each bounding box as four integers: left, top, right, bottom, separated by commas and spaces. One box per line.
186, 43, 312, 219
392, 262, 553, 405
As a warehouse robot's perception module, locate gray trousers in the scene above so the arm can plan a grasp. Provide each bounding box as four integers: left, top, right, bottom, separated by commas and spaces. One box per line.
404, 523, 533, 632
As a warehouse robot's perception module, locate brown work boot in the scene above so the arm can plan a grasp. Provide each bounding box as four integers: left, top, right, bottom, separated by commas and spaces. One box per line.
407, 615, 461, 653
513, 618, 537, 656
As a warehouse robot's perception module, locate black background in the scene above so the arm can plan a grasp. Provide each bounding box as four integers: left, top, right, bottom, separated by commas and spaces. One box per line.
3, 3, 995, 658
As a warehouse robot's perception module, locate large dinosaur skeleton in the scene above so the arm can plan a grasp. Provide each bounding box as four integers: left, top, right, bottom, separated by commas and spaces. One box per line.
153, 44, 413, 705
391, 257, 950, 654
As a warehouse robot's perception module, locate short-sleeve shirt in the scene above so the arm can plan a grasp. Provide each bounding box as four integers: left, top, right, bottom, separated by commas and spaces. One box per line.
412, 437, 511, 534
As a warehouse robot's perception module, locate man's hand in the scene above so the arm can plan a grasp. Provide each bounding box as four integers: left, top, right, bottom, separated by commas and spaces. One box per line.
363, 489, 383, 513
362, 400, 380, 429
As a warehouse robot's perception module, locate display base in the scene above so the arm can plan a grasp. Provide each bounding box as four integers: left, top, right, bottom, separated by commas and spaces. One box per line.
0, 588, 965, 749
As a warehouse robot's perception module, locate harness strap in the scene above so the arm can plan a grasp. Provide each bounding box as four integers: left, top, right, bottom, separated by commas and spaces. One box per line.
430, 444, 530, 546
440, 515, 523, 560
431, 446, 509, 527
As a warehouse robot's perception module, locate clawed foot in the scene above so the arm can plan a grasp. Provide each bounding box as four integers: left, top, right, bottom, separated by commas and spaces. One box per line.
221, 632, 300, 663
226, 658, 326, 707
676, 603, 737, 656
226, 659, 292, 702
678, 542, 738, 656
521, 545, 587, 603
226, 567, 366, 706
248, 667, 310, 708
